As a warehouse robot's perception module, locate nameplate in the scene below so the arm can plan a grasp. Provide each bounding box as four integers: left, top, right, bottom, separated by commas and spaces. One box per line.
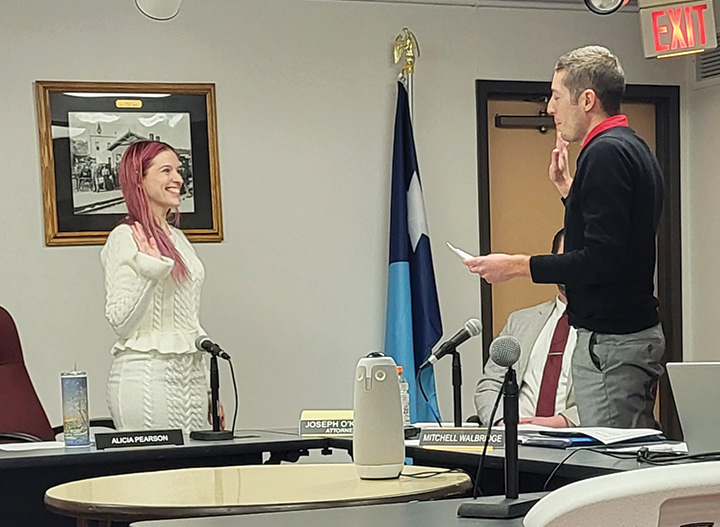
419, 427, 505, 449
299, 410, 353, 436
95, 429, 184, 450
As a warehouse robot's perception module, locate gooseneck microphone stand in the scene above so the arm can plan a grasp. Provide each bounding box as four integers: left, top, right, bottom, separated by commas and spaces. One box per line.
451, 350, 463, 427
190, 350, 233, 441
457, 365, 547, 518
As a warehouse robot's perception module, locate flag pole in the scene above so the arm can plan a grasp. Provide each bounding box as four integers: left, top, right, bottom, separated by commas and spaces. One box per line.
393, 27, 420, 120
386, 27, 443, 424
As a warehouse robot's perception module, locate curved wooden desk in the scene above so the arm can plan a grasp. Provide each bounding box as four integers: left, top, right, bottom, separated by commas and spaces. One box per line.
45, 463, 471, 526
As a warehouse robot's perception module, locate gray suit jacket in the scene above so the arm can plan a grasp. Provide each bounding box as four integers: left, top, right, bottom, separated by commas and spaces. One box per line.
473, 300, 579, 426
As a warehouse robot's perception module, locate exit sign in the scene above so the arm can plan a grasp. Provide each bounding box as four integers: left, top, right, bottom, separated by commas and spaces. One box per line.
639, 0, 717, 58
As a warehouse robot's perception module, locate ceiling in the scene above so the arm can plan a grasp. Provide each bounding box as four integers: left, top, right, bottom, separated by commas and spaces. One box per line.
321, 0, 639, 12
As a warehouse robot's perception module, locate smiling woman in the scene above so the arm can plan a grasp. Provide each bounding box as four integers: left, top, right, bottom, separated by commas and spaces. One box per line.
141, 150, 185, 231
100, 141, 218, 434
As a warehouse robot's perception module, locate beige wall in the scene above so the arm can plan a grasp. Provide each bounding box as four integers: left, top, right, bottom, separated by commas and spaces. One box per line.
0, 0, 689, 427
685, 68, 720, 362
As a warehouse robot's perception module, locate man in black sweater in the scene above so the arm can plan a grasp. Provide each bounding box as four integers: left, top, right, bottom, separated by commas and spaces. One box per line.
465, 45, 665, 428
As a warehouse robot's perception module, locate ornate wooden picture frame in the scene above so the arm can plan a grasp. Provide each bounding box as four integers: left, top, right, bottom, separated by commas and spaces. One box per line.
35, 81, 223, 246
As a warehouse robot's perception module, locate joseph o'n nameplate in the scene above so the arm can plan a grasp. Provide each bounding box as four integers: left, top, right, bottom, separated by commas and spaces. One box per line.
95, 429, 184, 450
299, 410, 353, 436
419, 427, 504, 449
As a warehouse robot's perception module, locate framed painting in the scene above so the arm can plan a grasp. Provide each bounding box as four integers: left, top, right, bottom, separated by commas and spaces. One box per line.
35, 81, 223, 246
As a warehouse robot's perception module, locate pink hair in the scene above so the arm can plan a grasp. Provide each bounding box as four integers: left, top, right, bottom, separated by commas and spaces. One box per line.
118, 140, 188, 281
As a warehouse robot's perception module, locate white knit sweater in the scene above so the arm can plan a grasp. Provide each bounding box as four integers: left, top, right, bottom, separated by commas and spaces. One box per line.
101, 224, 206, 355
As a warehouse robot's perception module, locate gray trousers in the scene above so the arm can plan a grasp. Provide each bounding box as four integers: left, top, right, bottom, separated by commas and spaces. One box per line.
572, 323, 665, 428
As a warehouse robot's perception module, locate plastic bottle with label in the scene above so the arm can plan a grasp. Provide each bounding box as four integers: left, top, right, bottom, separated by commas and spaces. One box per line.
397, 365, 411, 426
61, 367, 90, 447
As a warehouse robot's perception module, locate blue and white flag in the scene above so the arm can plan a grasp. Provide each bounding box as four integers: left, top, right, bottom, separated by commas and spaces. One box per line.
384, 82, 443, 423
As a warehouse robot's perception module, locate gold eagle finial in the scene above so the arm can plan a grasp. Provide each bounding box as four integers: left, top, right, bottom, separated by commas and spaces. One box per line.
393, 27, 420, 76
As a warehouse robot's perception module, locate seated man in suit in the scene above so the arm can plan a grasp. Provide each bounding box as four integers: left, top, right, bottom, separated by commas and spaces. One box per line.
474, 229, 577, 428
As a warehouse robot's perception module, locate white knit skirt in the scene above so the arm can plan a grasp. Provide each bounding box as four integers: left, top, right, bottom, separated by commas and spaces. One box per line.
107, 350, 208, 434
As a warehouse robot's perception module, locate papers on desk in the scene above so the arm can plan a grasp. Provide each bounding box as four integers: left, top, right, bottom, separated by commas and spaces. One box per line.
407, 422, 669, 450
0, 441, 66, 452
518, 425, 665, 447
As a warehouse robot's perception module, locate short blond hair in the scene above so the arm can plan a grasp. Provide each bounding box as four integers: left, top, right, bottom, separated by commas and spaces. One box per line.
555, 45, 625, 115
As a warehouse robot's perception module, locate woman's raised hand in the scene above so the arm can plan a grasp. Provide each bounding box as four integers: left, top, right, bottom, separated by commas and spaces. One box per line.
131, 222, 162, 259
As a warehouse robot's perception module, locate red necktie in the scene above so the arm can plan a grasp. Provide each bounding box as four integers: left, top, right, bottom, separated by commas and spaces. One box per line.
535, 312, 570, 417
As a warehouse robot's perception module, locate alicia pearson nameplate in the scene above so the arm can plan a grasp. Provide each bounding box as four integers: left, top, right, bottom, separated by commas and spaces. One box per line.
95, 429, 184, 450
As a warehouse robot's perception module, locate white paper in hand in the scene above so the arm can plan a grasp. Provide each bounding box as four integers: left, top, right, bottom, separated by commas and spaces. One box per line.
446, 241, 475, 260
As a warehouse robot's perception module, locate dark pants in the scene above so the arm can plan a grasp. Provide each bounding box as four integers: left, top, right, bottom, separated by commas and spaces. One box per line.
573, 323, 665, 428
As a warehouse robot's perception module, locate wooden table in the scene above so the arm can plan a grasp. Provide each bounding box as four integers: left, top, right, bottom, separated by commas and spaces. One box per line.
45, 463, 472, 526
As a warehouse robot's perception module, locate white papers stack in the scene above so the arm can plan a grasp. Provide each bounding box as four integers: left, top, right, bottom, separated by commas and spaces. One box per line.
0, 441, 66, 452
518, 424, 664, 445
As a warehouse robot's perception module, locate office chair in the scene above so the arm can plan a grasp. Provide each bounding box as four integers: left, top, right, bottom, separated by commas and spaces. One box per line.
523, 460, 720, 527
0, 306, 114, 442
0, 306, 55, 441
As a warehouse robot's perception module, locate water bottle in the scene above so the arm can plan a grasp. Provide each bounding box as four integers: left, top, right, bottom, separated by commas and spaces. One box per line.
397, 366, 411, 426
61, 368, 90, 447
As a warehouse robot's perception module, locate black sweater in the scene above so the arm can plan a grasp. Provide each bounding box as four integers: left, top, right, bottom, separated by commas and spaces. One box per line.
530, 126, 664, 334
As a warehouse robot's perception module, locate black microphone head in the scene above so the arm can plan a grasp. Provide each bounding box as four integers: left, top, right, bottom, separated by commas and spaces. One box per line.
195, 335, 211, 351
464, 318, 482, 337
490, 335, 521, 367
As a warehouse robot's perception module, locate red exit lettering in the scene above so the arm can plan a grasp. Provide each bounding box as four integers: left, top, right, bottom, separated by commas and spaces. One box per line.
651, 3, 708, 52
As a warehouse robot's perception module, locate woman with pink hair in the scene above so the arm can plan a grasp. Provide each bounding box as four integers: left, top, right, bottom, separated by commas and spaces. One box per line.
101, 141, 210, 433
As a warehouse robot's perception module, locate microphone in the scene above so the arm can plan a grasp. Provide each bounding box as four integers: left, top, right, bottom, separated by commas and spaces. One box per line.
489, 335, 521, 368
195, 336, 231, 361
191, 335, 234, 442
457, 333, 546, 519
421, 319, 482, 368
492, 335, 522, 502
